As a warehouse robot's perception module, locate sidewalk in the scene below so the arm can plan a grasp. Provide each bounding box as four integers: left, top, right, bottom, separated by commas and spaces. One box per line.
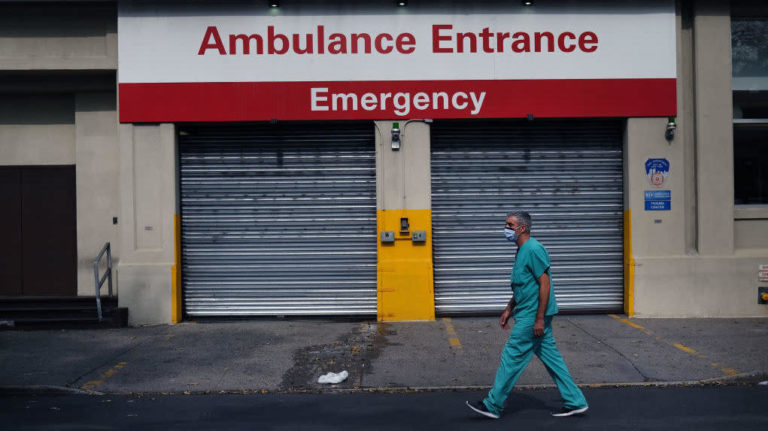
1, 315, 767, 395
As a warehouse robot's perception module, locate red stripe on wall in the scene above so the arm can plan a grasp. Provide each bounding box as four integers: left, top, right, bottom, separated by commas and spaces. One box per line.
118, 79, 676, 123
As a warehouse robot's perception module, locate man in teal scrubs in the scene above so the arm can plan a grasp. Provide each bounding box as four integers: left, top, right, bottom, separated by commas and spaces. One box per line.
466, 211, 588, 419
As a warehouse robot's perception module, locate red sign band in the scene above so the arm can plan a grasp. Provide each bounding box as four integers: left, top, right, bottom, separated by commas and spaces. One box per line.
119, 78, 676, 123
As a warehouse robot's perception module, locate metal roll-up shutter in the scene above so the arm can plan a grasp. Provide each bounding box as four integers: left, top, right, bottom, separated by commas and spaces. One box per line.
179, 123, 377, 316
431, 119, 624, 314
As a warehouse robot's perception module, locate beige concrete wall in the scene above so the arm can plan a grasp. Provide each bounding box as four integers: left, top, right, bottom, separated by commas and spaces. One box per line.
375, 120, 431, 211
4, 1, 764, 321
375, 120, 435, 321
692, 0, 735, 255
117, 123, 177, 325
75, 92, 119, 296
678, 2, 698, 254
626, 118, 686, 258
0, 95, 75, 165
735, 220, 768, 250
0, 91, 122, 299
0, 4, 117, 71
629, 0, 768, 318
634, 255, 768, 317
734, 207, 768, 250
115, 264, 175, 326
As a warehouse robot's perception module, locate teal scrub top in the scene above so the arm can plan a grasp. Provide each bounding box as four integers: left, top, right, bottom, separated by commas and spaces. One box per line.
510, 237, 559, 318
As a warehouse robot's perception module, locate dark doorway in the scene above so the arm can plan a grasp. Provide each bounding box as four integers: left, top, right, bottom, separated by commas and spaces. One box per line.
0, 166, 77, 296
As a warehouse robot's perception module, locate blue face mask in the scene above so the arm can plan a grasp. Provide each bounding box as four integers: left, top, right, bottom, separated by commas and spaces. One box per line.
504, 228, 518, 242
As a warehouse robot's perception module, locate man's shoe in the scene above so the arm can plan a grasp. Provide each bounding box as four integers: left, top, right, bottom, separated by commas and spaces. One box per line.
551, 406, 588, 417
465, 400, 500, 419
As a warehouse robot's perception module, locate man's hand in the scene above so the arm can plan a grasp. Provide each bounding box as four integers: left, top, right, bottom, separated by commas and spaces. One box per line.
534, 272, 550, 337
499, 308, 512, 330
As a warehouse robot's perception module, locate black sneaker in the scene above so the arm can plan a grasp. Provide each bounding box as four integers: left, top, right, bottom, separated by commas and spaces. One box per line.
465, 400, 500, 419
551, 406, 589, 417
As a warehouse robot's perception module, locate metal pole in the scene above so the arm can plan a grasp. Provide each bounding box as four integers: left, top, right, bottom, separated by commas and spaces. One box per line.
94, 259, 103, 322
106, 243, 113, 297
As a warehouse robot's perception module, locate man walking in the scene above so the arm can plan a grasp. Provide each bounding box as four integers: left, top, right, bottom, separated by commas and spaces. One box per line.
466, 211, 588, 419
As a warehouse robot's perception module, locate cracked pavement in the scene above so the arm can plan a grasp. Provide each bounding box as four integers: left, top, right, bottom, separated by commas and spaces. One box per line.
1, 315, 766, 394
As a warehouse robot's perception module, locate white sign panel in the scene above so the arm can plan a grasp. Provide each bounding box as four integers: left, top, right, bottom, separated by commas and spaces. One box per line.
118, 1, 677, 122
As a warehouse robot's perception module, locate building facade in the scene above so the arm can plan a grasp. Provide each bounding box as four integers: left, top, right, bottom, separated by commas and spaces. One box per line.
1, 0, 766, 325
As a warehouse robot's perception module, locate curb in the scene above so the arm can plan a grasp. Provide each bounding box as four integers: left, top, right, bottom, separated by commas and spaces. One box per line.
0, 385, 103, 396
29, 371, 764, 397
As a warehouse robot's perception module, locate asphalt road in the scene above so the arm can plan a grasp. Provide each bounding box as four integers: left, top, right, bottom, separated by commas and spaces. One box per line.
3, 385, 767, 430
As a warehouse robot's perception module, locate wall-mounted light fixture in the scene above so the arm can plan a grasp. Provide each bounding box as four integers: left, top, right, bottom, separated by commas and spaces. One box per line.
269, 0, 280, 8
396, 0, 408, 7
665, 116, 676, 141
521, 0, 534, 6
391, 122, 401, 150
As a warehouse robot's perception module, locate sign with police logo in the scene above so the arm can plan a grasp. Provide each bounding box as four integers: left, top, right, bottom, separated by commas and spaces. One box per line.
646, 158, 670, 188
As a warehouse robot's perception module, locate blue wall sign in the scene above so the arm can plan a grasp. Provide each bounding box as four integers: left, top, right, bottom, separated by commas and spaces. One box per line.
645, 190, 671, 211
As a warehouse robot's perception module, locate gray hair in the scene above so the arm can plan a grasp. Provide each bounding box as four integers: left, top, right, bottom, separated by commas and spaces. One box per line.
506, 211, 532, 233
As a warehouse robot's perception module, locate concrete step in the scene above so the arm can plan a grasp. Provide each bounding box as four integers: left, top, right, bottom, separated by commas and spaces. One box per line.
0, 297, 127, 329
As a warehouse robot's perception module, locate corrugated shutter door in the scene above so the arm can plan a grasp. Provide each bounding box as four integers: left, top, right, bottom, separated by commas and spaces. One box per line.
179, 123, 377, 316
431, 119, 624, 314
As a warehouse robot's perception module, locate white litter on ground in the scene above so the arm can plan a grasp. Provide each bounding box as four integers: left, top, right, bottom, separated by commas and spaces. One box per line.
758, 381, 768, 386
318, 371, 349, 384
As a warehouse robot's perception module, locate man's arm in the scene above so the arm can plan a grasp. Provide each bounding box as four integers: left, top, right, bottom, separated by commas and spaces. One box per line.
533, 272, 550, 337
499, 296, 516, 329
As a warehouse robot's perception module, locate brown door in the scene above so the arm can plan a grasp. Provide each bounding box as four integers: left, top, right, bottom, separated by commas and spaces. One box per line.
0, 166, 77, 297
0, 168, 23, 296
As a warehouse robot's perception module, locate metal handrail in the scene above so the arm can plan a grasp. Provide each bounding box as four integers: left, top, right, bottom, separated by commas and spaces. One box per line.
93, 242, 113, 322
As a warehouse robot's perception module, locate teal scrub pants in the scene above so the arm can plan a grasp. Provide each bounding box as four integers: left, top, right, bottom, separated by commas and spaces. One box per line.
483, 316, 587, 415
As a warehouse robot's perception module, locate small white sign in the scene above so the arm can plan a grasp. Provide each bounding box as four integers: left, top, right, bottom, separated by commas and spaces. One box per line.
759, 265, 768, 282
